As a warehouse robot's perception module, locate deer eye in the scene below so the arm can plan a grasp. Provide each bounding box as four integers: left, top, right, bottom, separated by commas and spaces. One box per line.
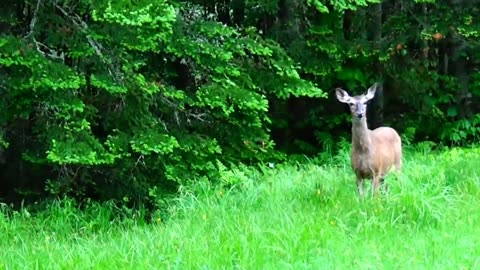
349, 103, 355, 106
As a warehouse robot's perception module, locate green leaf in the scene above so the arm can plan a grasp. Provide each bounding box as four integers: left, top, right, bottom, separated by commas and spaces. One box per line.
130, 132, 180, 155
447, 107, 458, 117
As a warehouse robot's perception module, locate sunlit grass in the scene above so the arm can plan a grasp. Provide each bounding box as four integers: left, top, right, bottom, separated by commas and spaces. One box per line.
1, 145, 480, 269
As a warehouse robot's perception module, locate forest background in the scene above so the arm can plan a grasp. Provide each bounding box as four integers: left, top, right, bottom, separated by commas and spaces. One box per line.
1, 0, 479, 207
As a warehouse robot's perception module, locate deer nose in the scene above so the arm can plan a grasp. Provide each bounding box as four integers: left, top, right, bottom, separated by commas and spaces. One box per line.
357, 114, 363, 118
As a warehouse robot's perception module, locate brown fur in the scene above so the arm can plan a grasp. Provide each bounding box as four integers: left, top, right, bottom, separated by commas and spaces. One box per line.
336, 84, 402, 197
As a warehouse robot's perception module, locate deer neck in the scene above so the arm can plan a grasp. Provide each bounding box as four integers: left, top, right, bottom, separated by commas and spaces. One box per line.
351, 117, 371, 152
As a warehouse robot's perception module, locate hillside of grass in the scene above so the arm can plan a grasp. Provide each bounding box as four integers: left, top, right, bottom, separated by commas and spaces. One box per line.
1, 145, 480, 269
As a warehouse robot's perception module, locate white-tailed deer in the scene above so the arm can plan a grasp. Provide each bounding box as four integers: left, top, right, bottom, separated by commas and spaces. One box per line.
335, 83, 402, 197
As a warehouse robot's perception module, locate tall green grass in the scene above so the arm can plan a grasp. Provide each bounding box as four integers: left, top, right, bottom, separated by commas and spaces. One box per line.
1, 146, 480, 269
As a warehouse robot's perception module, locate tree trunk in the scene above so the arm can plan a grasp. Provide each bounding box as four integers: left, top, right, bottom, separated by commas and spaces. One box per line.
367, 2, 384, 128
343, 10, 353, 40
231, 0, 244, 26
448, 31, 471, 119
446, 0, 473, 119
217, 0, 231, 25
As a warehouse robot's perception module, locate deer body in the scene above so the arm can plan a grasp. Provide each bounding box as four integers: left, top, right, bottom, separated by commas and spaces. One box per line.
336, 83, 402, 197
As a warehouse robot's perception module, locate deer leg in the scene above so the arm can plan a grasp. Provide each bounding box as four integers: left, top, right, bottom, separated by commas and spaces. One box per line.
356, 177, 365, 198
380, 176, 389, 193
395, 168, 402, 187
372, 174, 381, 196
395, 157, 403, 186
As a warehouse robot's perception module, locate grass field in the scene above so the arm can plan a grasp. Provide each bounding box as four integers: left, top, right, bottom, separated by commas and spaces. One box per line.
1, 145, 480, 269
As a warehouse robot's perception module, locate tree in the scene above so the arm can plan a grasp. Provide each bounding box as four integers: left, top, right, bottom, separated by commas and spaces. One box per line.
0, 0, 324, 201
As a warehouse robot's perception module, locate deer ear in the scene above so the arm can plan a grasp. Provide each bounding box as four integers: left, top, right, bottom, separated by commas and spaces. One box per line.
335, 88, 351, 103
365, 83, 378, 100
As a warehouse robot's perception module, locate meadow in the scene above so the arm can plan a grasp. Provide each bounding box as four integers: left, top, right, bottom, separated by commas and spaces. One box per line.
1, 144, 480, 270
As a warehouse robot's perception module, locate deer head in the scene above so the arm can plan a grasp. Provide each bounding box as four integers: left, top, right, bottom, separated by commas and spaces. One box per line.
335, 83, 378, 120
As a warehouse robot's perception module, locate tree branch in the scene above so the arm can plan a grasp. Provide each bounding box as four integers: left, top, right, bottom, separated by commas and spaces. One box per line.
54, 3, 123, 81
54, 4, 104, 58
34, 40, 65, 60
25, 0, 42, 39
24, 0, 65, 60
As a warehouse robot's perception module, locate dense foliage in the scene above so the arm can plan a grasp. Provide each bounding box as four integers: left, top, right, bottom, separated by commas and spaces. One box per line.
0, 0, 479, 202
